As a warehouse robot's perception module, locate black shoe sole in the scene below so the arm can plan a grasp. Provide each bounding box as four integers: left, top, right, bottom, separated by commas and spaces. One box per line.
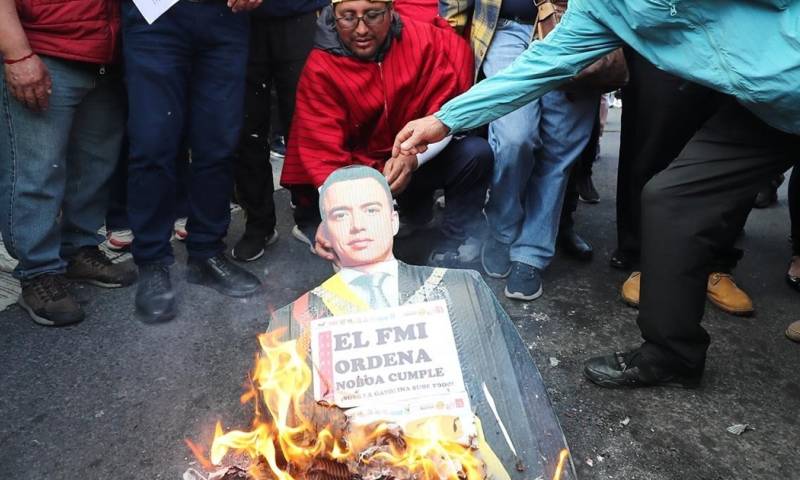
136, 305, 177, 324
583, 366, 700, 389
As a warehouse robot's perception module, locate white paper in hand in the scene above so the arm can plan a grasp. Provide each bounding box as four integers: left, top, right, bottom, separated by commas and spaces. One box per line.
132, 0, 181, 24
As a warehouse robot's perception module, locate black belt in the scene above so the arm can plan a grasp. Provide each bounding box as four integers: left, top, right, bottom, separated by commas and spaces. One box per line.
499, 16, 537, 25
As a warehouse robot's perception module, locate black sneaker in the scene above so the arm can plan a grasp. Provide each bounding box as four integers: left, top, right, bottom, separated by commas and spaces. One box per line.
427, 233, 481, 269
504, 261, 543, 301
135, 264, 176, 323
231, 230, 279, 262
66, 246, 137, 288
577, 175, 600, 204
481, 236, 512, 278
18, 274, 84, 326
186, 253, 262, 298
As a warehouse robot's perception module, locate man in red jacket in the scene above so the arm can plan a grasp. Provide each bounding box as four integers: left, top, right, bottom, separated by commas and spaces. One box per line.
0, 0, 135, 327
281, 0, 492, 267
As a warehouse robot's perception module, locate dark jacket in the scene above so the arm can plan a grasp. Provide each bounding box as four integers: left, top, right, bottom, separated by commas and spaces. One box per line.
253, 0, 327, 18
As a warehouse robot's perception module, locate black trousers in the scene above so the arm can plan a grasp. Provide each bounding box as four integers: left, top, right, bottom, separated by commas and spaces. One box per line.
616, 48, 743, 271
234, 12, 317, 237
292, 136, 494, 239
637, 99, 798, 373
790, 166, 800, 255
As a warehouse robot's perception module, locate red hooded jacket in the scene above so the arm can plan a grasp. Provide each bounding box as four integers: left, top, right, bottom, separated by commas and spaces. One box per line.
15, 0, 120, 64
281, 10, 473, 188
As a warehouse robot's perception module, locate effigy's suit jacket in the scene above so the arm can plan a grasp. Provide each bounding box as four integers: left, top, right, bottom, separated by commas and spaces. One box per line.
268, 261, 577, 479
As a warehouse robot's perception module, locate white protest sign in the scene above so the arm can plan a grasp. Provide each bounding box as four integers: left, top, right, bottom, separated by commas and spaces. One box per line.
132, 0, 181, 24
310, 300, 466, 408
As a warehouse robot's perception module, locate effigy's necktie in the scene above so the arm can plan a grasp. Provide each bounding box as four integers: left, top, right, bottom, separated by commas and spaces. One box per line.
351, 272, 390, 309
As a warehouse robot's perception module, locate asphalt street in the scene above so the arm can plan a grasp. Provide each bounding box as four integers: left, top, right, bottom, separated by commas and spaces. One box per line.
1, 110, 798, 479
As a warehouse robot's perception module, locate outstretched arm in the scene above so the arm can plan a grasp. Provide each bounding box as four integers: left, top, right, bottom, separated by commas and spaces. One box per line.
394, 2, 621, 156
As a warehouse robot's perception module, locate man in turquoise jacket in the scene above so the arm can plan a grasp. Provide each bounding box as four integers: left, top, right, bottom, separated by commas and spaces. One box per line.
394, 0, 800, 388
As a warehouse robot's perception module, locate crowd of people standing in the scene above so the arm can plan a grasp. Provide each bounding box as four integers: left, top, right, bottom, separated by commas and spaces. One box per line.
0, 0, 797, 389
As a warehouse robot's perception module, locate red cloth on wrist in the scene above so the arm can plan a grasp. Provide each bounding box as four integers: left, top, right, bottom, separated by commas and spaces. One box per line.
3, 52, 36, 65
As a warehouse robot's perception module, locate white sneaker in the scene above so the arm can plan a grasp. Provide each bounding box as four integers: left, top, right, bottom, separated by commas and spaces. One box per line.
106, 229, 134, 251
0, 235, 18, 273
173, 217, 188, 241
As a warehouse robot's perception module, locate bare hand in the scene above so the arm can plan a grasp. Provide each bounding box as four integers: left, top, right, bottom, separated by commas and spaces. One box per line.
392, 115, 450, 158
383, 154, 418, 195
228, 0, 262, 12
313, 224, 339, 267
4, 54, 51, 112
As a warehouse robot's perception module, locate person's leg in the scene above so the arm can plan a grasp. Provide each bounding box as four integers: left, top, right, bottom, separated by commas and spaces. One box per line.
510, 90, 598, 270
106, 137, 130, 233
636, 101, 797, 374
614, 48, 719, 269
410, 136, 493, 249
585, 101, 798, 387
122, 2, 191, 267
0, 56, 95, 325
787, 165, 800, 291
183, 3, 261, 298
481, 20, 540, 277
60, 69, 126, 257
233, 17, 276, 249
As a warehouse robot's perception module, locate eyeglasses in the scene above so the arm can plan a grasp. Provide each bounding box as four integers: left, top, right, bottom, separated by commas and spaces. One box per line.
335, 9, 388, 30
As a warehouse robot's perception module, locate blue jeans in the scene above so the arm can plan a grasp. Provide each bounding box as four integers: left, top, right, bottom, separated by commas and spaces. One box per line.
121, 1, 249, 265
482, 19, 598, 270
0, 56, 125, 280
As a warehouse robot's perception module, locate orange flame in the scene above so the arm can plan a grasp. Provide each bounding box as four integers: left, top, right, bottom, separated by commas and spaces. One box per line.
185, 438, 214, 471
207, 328, 489, 479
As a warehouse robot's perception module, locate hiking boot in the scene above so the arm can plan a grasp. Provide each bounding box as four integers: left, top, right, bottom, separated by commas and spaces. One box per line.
19, 274, 84, 326
186, 253, 262, 298
481, 236, 512, 278
504, 261, 543, 301
66, 246, 137, 288
135, 264, 176, 323
706, 273, 753, 316
231, 230, 279, 262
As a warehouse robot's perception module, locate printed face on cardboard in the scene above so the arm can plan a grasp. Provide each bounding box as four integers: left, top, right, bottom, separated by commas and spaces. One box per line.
319, 168, 399, 268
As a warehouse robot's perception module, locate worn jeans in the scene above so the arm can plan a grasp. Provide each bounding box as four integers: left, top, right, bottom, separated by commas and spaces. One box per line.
482, 19, 598, 270
122, 0, 249, 265
0, 56, 124, 280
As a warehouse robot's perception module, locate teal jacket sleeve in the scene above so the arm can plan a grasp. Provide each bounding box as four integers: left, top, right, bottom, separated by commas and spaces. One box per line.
435, 2, 622, 133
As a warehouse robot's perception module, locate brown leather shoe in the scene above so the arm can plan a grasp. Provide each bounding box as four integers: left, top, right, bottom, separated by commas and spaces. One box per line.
706, 273, 754, 316
786, 320, 800, 342
620, 271, 640, 307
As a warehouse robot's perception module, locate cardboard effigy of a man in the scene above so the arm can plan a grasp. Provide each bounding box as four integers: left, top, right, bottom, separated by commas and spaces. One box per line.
268, 165, 575, 480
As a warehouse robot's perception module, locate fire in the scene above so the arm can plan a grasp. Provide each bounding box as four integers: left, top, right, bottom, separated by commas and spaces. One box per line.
206, 328, 487, 479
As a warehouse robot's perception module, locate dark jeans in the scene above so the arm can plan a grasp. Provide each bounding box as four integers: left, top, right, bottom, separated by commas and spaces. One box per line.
637, 99, 798, 374
616, 48, 741, 272
234, 12, 317, 238
292, 136, 493, 239
106, 138, 191, 231
121, 1, 249, 265
790, 166, 800, 255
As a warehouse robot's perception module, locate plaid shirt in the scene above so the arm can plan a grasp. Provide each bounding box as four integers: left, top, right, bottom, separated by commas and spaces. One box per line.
439, 0, 534, 77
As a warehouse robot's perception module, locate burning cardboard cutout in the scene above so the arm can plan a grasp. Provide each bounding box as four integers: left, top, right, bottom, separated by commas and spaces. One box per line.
198, 167, 575, 480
